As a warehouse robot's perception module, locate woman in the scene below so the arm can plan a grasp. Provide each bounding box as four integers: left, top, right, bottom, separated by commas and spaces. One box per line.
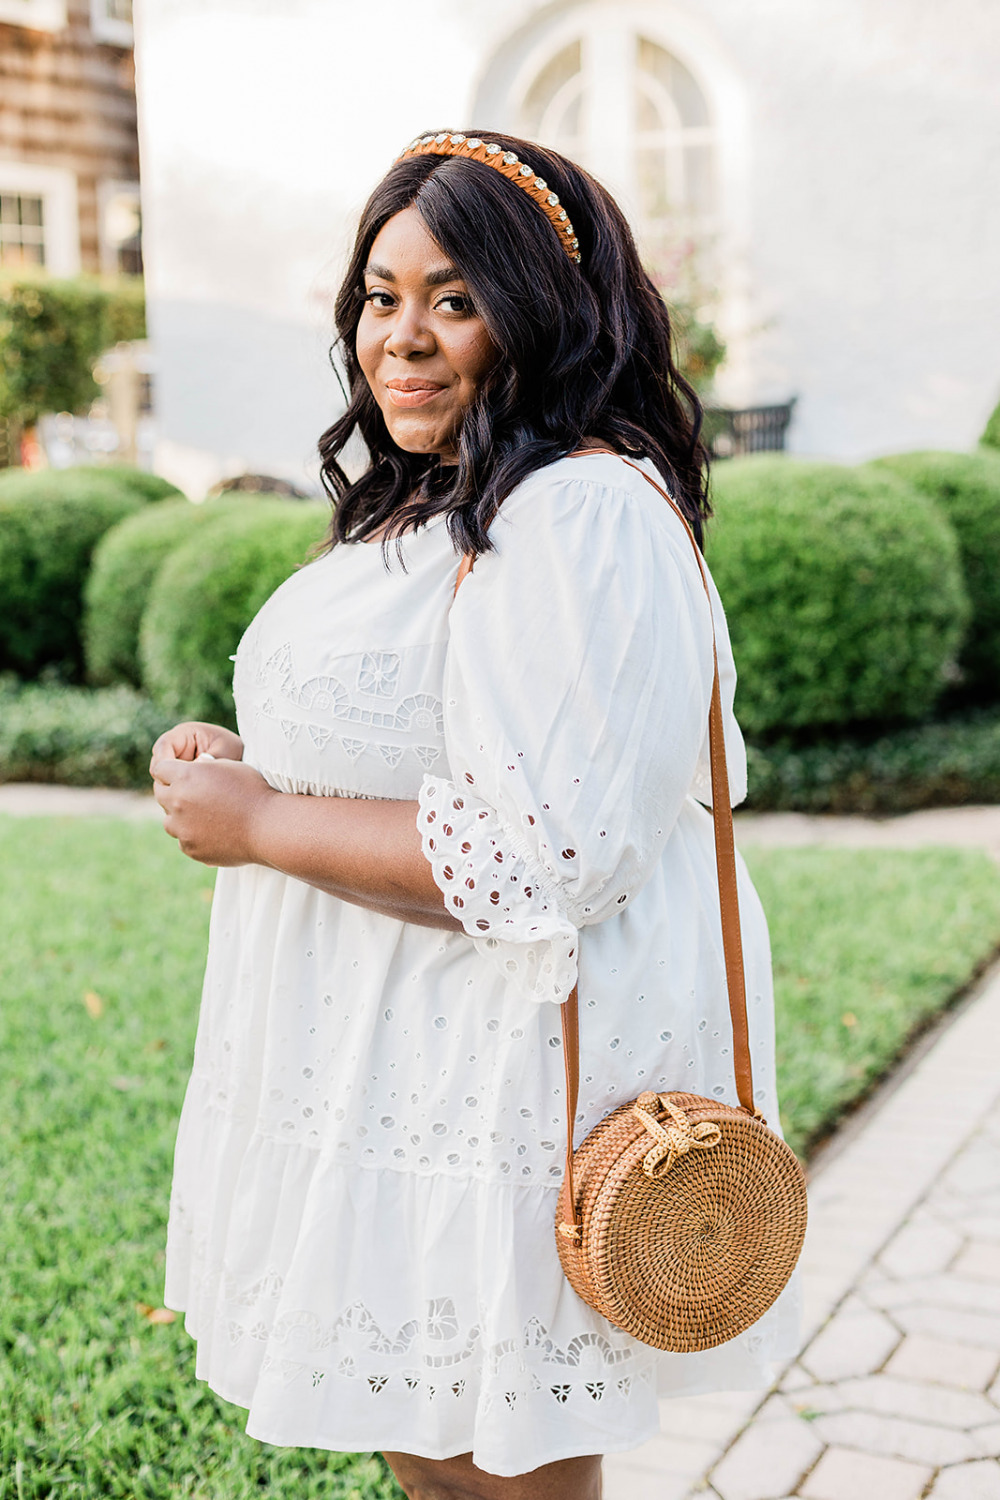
151, 130, 799, 1499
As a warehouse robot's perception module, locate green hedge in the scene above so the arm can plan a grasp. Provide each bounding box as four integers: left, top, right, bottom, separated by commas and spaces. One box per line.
707, 456, 970, 738
868, 450, 1000, 700
745, 709, 1000, 815
981, 398, 1000, 452
5, 677, 995, 810
0, 275, 145, 426
93, 467, 180, 504
0, 462, 177, 504
84, 496, 243, 688
139, 502, 328, 727
0, 466, 179, 679
0, 677, 172, 789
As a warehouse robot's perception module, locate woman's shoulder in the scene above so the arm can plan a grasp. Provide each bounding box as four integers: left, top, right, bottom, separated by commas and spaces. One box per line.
503, 447, 661, 499
491, 449, 692, 558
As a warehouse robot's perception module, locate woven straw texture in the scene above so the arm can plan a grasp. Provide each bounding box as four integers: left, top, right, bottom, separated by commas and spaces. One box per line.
555, 1090, 807, 1352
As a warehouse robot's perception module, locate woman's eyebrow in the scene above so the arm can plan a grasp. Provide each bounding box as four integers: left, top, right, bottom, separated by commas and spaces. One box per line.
362, 264, 464, 286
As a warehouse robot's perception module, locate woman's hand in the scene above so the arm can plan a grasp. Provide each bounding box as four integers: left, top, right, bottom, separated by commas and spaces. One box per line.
151, 757, 275, 867
149, 724, 458, 925
149, 721, 244, 776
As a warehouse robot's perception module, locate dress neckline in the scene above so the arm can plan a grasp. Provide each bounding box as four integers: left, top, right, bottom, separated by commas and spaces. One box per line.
358, 511, 451, 547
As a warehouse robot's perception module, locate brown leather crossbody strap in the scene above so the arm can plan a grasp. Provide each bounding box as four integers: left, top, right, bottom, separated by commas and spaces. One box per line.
453, 448, 757, 1229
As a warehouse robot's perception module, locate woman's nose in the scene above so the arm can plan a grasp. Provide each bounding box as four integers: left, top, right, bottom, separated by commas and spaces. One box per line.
384, 302, 435, 358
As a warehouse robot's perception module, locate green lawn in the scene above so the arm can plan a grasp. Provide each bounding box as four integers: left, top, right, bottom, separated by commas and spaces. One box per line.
0, 817, 400, 1500
1, 815, 999, 1497
743, 844, 1000, 1154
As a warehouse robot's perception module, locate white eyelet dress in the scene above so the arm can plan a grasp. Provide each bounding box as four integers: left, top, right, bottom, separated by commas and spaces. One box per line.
164, 452, 800, 1477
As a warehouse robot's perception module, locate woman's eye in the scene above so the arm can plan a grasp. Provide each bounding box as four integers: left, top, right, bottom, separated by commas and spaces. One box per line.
363, 290, 395, 310
437, 294, 471, 314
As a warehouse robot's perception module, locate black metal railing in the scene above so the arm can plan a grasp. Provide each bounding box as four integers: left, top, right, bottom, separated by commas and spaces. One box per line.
704, 399, 796, 459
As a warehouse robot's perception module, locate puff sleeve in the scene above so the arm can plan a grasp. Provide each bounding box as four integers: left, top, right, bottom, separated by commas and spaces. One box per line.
417, 464, 745, 1004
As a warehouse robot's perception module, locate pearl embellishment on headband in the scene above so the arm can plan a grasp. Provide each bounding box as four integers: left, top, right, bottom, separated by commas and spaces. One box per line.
398, 131, 582, 265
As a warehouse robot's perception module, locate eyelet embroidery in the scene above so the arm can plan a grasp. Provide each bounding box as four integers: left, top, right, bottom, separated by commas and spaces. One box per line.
418, 777, 579, 1005
166, 1256, 790, 1420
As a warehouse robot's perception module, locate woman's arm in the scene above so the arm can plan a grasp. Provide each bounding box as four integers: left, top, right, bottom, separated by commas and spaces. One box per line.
151, 750, 460, 931
409, 470, 721, 1003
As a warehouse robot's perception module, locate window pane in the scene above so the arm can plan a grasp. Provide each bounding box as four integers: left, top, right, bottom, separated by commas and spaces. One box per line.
520, 41, 583, 147
0, 240, 45, 269
103, 190, 142, 275
0, 195, 46, 266
684, 143, 715, 217
637, 85, 661, 133
560, 89, 583, 140
19, 195, 44, 227
637, 38, 710, 128
633, 38, 715, 241
637, 146, 672, 221
117, 238, 142, 275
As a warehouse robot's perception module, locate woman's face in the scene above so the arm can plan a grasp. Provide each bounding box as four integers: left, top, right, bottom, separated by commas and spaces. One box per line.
356, 206, 497, 462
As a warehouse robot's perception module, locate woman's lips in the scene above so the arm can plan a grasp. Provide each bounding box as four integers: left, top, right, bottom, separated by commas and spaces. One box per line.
385, 381, 447, 408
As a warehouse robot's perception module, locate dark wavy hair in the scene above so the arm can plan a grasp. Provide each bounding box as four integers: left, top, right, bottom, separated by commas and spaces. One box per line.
318, 129, 710, 555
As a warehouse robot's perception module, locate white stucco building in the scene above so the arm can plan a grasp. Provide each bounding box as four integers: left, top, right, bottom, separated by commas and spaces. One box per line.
132, 0, 1000, 497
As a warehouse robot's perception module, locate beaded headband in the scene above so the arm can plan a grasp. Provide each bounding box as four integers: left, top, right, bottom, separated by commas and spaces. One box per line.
398, 131, 581, 265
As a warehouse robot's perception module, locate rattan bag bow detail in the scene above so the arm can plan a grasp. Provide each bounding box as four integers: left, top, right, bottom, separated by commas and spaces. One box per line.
457, 450, 807, 1354
631, 1090, 722, 1178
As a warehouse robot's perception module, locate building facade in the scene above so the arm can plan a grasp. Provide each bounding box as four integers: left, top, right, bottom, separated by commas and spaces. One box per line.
0, 0, 139, 279
132, 0, 1000, 497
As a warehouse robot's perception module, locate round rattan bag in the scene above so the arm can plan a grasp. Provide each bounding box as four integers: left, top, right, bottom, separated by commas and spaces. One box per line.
555, 1088, 807, 1352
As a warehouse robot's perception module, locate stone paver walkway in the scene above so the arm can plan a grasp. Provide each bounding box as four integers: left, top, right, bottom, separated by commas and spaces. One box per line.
3, 784, 1000, 858
2, 784, 999, 858
0, 782, 160, 819
734, 805, 1000, 864
604, 962, 1000, 1500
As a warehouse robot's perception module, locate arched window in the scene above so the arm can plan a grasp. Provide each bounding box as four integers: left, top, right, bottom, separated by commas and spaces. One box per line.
635, 39, 714, 243
513, 23, 717, 264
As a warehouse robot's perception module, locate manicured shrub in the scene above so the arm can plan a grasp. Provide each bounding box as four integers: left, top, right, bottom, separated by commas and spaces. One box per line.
84, 496, 243, 688
706, 456, 970, 738
744, 708, 1000, 815
981, 398, 1000, 452
91, 465, 182, 504
867, 450, 1000, 700
0, 675, 172, 789
13, 677, 995, 808
0, 463, 180, 514
0, 274, 146, 426
0, 467, 165, 679
139, 501, 328, 727
0, 461, 179, 505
